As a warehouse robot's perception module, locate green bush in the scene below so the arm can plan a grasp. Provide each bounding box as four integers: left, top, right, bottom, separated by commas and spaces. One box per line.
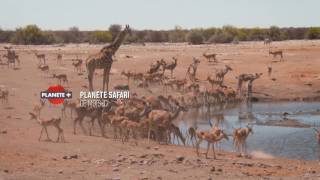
248, 28, 265, 41
145, 31, 166, 42
187, 30, 204, 44
90, 31, 112, 43
208, 30, 233, 43
269, 26, 281, 41
306, 27, 320, 39
169, 26, 186, 42
11, 25, 48, 44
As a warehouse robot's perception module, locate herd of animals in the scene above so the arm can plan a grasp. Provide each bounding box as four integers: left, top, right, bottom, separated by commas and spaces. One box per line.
2, 25, 308, 160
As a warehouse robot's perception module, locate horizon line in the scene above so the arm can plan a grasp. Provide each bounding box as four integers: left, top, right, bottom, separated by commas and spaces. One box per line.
1, 24, 320, 31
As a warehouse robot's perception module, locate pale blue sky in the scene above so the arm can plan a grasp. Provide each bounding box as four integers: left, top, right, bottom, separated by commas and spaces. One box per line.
0, 0, 319, 30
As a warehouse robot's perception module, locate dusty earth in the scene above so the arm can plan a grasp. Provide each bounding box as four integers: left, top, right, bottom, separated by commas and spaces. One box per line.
1, 40, 320, 179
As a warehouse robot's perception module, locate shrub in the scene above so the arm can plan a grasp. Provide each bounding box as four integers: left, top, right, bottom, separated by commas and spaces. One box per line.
169, 26, 186, 42
208, 30, 233, 43
187, 30, 204, 44
11, 25, 48, 44
248, 28, 266, 41
202, 27, 217, 42
306, 27, 320, 39
109, 24, 122, 41
145, 31, 166, 42
90, 31, 112, 43
268, 26, 281, 41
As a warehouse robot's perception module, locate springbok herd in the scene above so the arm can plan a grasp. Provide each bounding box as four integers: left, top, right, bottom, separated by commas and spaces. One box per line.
0, 37, 288, 159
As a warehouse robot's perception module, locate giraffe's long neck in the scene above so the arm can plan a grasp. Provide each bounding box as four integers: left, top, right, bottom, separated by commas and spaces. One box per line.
102, 30, 127, 55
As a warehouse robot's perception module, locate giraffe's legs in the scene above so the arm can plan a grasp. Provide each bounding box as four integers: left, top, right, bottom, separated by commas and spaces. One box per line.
106, 67, 111, 93
102, 68, 107, 92
88, 68, 94, 91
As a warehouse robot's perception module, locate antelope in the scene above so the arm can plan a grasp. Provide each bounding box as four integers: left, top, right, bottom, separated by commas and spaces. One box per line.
34, 52, 46, 64
207, 75, 223, 88
195, 130, 229, 159
73, 106, 105, 137
114, 84, 129, 91
264, 38, 272, 45
33, 100, 45, 118
61, 100, 77, 118
312, 128, 320, 144
0, 89, 9, 104
186, 127, 197, 147
148, 60, 162, 74
3, 49, 20, 68
72, 59, 83, 72
120, 119, 142, 145
216, 65, 232, 82
269, 49, 283, 60
121, 70, 133, 84
53, 73, 68, 85
38, 64, 49, 75
233, 124, 253, 156
169, 123, 186, 145
29, 112, 65, 142
57, 53, 62, 65
146, 102, 187, 144
267, 64, 272, 76
160, 57, 178, 78
203, 52, 217, 63
186, 57, 200, 82
132, 72, 144, 82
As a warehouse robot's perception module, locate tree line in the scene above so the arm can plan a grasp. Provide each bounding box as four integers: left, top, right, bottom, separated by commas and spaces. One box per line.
0, 24, 320, 45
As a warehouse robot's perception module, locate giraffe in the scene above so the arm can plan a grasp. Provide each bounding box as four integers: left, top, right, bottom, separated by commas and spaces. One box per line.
86, 25, 131, 92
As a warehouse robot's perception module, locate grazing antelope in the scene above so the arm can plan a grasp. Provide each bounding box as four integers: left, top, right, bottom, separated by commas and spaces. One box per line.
233, 124, 253, 156
38, 64, 50, 76
53, 73, 69, 85
269, 49, 283, 60
29, 112, 65, 142
203, 52, 217, 63
195, 130, 229, 159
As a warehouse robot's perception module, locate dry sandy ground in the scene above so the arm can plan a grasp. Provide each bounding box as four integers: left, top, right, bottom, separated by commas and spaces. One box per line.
1, 40, 320, 179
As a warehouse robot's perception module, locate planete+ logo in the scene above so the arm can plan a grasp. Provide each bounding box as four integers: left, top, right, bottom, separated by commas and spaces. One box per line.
40, 85, 72, 104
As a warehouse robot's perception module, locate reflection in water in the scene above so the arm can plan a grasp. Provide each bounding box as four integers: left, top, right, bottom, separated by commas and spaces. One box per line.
176, 102, 320, 160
